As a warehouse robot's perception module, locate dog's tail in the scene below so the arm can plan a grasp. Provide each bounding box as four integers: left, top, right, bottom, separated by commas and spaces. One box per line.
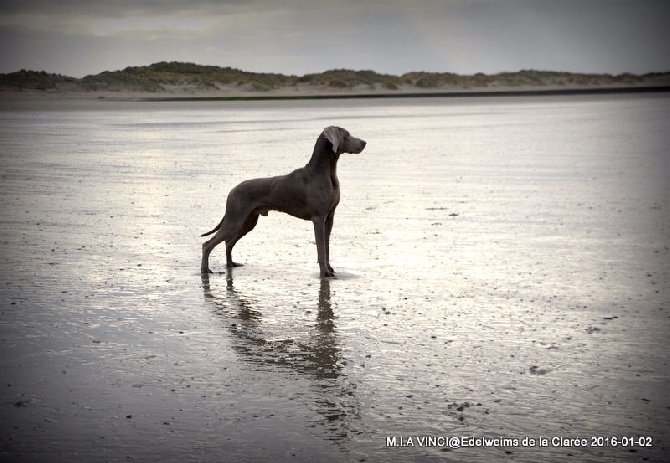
201, 216, 224, 237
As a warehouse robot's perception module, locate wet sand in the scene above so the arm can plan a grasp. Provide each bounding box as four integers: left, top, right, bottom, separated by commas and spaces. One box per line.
1, 94, 669, 462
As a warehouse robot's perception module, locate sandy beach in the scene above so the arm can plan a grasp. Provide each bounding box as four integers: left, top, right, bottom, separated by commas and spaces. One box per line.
1, 93, 669, 462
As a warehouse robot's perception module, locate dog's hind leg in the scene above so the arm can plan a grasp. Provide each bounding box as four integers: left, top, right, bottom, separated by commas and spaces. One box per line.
201, 231, 225, 274
225, 212, 260, 267
201, 213, 241, 273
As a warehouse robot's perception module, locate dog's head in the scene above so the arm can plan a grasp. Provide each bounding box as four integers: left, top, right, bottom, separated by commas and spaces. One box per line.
323, 126, 366, 154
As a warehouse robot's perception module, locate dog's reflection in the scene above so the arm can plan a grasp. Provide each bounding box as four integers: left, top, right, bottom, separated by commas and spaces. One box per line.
201, 270, 358, 439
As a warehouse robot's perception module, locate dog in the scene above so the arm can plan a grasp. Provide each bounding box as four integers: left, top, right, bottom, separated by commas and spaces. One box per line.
201, 126, 366, 277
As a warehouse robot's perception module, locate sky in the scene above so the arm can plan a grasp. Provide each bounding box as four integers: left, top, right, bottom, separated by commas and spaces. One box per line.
0, 0, 668, 78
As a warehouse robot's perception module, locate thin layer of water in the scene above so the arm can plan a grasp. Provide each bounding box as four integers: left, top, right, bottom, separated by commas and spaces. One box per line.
1, 94, 668, 462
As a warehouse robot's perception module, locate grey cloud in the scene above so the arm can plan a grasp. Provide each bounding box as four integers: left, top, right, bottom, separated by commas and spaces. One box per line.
1, 0, 668, 77
0, 0, 250, 16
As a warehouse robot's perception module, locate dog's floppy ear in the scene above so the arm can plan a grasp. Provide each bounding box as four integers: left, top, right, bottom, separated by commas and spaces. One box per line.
323, 126, 342, 153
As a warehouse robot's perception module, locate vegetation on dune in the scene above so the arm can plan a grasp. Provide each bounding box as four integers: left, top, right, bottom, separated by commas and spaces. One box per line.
81, 62, 295, 92
300, 69, 403, 89
0, 69, 79, 91
81, 70, 163, 92
0, 61, 666, 93
402, 69, 648, 88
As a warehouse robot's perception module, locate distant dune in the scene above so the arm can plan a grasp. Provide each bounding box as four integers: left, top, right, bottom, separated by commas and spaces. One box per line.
1, 61, 669, 100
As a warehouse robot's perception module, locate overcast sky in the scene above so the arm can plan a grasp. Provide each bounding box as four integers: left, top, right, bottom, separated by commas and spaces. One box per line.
1, 0, 668, 77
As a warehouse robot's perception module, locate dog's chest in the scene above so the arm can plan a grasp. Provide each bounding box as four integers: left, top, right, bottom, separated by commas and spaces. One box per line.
313, 173, 340, 208
330, 172, 340, 191
330, 176, 341, 207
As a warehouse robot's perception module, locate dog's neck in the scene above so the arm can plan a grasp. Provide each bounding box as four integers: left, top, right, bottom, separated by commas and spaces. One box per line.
306, 134, 340, 174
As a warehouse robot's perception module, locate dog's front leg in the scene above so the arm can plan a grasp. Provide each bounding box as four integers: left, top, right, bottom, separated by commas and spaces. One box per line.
312, 216, 334, 278
325, 211, 335, 274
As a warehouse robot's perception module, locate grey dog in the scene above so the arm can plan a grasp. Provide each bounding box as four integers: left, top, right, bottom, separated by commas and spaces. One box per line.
201, 126, 366, 277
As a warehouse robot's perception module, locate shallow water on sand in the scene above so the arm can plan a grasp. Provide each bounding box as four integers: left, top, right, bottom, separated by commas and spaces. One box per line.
1, 94, 669, 462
